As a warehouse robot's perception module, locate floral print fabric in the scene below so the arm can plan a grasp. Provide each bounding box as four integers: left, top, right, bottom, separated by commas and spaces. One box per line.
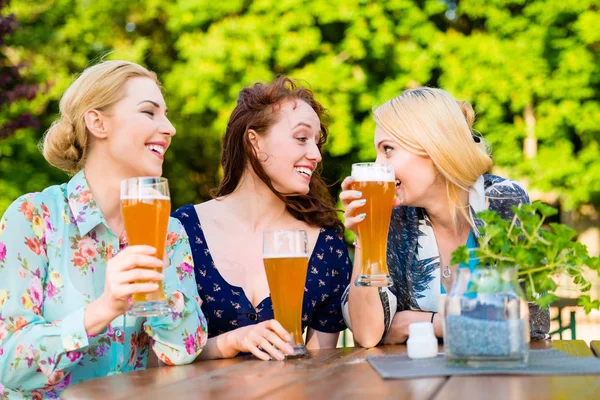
0, 171, 208, 399
172, 204, 351, 340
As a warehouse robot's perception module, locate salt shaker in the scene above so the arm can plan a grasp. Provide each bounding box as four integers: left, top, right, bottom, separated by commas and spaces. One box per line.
407, 322, 438, 359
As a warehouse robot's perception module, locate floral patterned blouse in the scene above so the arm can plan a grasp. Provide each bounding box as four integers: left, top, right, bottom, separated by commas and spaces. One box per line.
172, 204, 351, 339
0, 171, 208, 399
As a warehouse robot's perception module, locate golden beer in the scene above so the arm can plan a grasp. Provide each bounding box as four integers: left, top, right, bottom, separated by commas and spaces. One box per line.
120, 176, 172, 317
121, 197, 170, 303
351, 163, 395, 287
263, 230, 309, 358
264, 255, 309, 347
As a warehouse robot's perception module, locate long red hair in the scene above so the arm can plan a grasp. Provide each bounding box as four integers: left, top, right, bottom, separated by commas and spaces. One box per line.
214, 76, 343, 232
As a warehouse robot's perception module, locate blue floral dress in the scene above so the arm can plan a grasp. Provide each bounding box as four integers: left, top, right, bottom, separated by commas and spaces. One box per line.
172, 205, 351, 339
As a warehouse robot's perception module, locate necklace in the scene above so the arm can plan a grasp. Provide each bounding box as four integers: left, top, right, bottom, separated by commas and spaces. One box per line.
442, 266, 452, 279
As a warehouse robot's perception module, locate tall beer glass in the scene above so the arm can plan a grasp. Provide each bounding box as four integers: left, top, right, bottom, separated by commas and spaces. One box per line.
120, 177, 171, 317
263, 230, 309, 358
351, 163, 395, 287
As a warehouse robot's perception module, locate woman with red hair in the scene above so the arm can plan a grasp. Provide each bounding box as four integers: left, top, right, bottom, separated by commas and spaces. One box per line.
173, 77, 350, 361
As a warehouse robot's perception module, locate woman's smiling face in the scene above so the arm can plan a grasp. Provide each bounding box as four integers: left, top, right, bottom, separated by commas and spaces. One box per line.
252, 99, 322, 196
374, 126, 442, 207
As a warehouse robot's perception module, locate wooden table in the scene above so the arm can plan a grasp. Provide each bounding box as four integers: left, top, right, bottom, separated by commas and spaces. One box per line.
62, 340, 600, 400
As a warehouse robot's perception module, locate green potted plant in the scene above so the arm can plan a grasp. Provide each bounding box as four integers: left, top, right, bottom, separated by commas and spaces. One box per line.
444, 201, 600, 367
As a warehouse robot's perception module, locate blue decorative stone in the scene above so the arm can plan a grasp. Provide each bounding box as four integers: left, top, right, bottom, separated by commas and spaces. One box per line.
446, 315, 527, 357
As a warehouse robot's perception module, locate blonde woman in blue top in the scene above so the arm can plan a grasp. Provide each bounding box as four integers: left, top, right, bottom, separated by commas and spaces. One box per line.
0, 60, 207, 399
340, 88, 550, 348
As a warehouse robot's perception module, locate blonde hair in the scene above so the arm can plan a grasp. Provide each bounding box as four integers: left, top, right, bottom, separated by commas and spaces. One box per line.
42, 60, 159, 174
373, 87, 493, 228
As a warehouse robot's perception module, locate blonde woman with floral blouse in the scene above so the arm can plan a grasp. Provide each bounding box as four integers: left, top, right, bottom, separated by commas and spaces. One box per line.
0, 60, 207, 399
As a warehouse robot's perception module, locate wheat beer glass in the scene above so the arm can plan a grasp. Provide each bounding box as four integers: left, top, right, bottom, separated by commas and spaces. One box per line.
263, 230, 309, 358
351, 163, 395, 287
121, 177, 171, 317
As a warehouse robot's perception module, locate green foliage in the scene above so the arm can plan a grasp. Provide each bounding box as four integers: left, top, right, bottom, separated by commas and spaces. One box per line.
451, 201, 600, 311
0, 0, 598, 220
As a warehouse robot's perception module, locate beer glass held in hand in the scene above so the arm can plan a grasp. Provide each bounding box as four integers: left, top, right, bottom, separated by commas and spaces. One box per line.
263, 230, 309, 358
121, 177, 172, 317
351, 163, 395, 287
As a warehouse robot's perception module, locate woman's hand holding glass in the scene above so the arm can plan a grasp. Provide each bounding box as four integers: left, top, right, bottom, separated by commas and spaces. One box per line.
230, 320, 294, 361
99, 245, 165, 318
341, 164, 396, 287
340, 176, 368, 234
340, 176, 402, 234
83, 245, 165, 336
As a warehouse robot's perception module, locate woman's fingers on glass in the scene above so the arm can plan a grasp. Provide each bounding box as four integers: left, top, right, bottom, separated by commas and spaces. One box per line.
119, 254, 164, 271
119, 268, 164, 284
266, 320, 293, 342
256, 336, 285, 361
345, 199, 367, 215
341, 176, 354, 191
243, 334, 273, 361
125, 283, 160, 295
247, 343, 272, 361
263, 329, 294, 356
343, 198, 367, 230
339, 190, 363, 207
344, 214, 366, 230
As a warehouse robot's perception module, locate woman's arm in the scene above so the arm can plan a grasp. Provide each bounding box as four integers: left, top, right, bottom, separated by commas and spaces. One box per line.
145, 222, 208, 365
195, 329, 241, 360
345, 244, 387, 347
339, 176, 391, 348
195, 320, 294, 361
382, 310, 443, 344
305, 328, 339, 349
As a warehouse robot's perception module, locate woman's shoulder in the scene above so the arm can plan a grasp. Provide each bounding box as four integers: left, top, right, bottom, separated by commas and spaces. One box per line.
171, 203, 197, 222
172, 200, 223, 224
2, 184, 67, 221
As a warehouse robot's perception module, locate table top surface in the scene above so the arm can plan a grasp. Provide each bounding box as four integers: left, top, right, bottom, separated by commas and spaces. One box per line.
62, 340, 600, 400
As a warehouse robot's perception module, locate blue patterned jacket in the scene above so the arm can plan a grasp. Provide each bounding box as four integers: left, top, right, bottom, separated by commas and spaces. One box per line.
343, 174, 550, 341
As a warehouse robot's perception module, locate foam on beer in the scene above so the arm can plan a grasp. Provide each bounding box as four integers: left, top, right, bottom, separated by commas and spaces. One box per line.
351, 165, 394, 182
263, 253, 309, 259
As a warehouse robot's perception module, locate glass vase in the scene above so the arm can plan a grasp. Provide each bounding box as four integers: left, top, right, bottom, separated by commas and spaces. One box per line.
444, 266, 530, 367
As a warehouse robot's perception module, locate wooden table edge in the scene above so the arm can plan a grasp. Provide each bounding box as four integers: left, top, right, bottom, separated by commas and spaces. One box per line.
62, 346, 368, 400
551, 339, 594, 357
590, 341, 600, 358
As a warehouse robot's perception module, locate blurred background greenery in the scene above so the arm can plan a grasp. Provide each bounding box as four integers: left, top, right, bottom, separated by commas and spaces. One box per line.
1, 0, 599, 341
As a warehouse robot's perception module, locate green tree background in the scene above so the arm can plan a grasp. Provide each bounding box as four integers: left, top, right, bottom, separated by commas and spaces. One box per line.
1, 0, 598, 225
